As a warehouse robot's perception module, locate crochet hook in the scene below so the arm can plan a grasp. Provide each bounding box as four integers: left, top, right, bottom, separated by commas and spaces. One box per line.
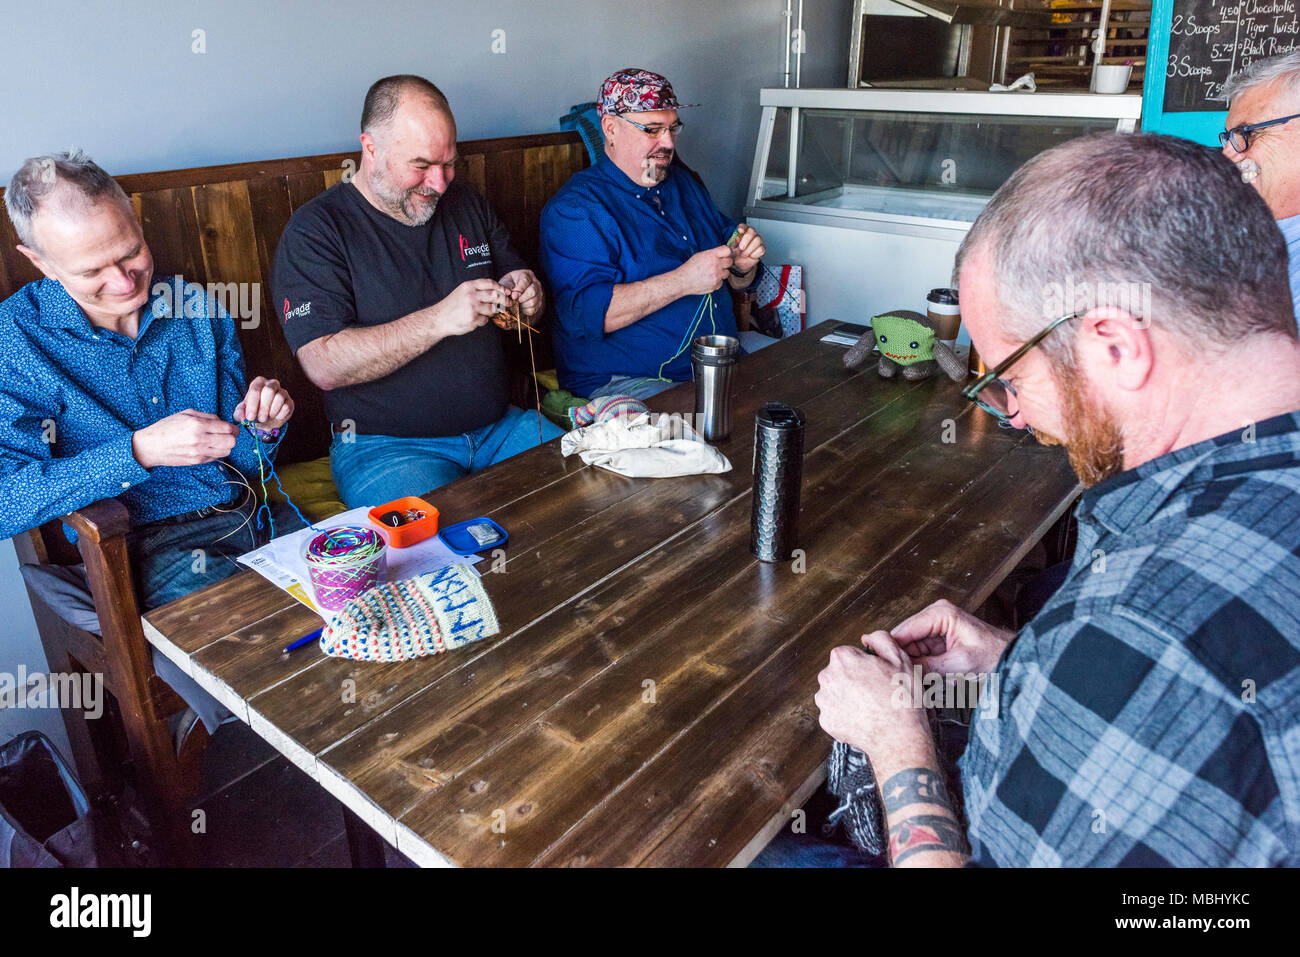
283, 627, 324, 654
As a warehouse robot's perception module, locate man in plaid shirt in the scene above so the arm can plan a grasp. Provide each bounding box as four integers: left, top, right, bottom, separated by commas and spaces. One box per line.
814, 133, 1300, 867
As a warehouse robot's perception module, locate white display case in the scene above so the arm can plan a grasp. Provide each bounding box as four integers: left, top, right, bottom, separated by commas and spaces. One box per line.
744, 88, 1142, 337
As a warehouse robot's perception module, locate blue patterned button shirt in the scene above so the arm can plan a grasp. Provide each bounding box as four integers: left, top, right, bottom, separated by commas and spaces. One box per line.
0, 276, 283, 539
1281, 214, 1300, 321
961, 412, 1300, 866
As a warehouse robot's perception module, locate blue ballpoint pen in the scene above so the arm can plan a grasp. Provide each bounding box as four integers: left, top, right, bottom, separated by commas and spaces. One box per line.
283, 627, 324, 654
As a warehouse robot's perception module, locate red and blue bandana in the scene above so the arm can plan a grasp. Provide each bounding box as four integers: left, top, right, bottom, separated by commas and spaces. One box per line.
597, 68, 698, 116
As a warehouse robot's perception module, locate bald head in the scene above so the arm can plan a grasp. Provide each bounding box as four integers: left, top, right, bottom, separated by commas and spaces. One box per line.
361, 75, 453, 138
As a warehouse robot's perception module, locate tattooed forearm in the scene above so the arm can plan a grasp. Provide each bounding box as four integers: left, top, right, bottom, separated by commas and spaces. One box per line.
881, 768, 954, 814
890, 814, 970, 864
880, 767, 970, 866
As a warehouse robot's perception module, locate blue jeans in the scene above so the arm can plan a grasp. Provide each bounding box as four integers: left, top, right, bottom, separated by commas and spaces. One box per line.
749, 831, 880, 868
330, 405, 564, 508
589, 375, 678, 401
127, 499, 304, 610
748, 787, 884, 868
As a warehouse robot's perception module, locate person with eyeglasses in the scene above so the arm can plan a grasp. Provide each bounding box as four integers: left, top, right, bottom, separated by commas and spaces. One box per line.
1220, 50, 1300, 319
798, 133, 1300, 868
539, 69, 770, 401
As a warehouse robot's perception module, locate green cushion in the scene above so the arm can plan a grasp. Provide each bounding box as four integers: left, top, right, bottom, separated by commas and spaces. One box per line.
541, 388, 587, 429
266, 456, 347, 523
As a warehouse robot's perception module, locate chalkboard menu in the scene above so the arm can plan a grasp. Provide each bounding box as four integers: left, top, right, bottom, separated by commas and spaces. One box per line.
1164, 0, 1300, 112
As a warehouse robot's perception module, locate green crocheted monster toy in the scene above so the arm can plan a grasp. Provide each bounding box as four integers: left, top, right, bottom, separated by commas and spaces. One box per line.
843, 309, 966, 382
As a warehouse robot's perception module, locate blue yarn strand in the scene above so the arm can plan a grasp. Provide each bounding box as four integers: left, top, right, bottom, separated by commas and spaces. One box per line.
243, 422, 335, 544
656, 292, 715, 382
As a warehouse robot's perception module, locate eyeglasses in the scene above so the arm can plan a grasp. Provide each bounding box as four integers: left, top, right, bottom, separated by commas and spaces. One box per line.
961, 312, 1082, 425
617, 115, 685, 138
1219, 112, 1300, 153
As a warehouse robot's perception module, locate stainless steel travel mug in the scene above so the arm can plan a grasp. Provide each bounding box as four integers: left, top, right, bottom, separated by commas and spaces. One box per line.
691, 334, 739, 442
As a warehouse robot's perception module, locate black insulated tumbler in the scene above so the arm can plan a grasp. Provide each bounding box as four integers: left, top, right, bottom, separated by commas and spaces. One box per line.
750, 402, 806, 562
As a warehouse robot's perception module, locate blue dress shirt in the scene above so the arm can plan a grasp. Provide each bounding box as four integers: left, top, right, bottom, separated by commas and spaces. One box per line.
539, 157, 741, 396
0, 276, 282, 539
1280, 213, 1300, 321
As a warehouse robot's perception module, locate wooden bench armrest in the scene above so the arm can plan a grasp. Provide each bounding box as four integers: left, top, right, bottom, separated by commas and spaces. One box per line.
60, 496, 133, 545
19, 496, 198, 861
16, 497, 131, 567
45, 497, 185, 721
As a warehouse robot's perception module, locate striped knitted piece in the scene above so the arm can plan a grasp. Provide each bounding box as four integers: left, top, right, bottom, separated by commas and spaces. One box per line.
568, 393, 649, 428
320, 564, 500, 662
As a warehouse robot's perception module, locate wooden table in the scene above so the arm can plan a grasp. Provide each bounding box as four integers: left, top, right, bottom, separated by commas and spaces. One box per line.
142, 321, 1080, 867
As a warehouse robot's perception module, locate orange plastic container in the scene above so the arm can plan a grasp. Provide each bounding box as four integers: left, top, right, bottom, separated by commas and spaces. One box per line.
367, 496, 439, 548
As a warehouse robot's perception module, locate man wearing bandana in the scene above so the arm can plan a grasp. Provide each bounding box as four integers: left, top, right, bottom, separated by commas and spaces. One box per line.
540, 69, 768, 400
1221, 51, 1300, 319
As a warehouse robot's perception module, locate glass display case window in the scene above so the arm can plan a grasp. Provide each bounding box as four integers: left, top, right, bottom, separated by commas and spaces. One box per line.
761, 106, 1120, 223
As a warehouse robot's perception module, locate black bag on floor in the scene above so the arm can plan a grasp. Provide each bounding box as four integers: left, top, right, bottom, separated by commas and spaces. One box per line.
0, 731, 128, 867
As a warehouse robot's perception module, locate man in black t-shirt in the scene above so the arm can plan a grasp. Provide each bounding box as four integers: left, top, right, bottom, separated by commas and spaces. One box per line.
272, 74, 563, 508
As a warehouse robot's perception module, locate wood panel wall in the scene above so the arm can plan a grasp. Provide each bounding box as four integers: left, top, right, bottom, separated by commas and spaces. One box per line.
0, 132, 588, 464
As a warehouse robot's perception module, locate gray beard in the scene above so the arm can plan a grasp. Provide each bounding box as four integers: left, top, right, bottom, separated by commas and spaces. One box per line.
370, 164, 440, 225
400, 192, 439, 225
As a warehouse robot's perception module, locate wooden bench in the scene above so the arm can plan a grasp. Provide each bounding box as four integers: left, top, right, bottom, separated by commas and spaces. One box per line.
0, 131, 588, 862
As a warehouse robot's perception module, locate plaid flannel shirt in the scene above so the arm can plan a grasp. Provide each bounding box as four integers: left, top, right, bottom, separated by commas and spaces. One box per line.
961, 411, 1300, 866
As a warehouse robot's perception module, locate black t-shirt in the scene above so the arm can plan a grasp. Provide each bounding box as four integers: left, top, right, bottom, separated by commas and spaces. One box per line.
272, 179, 527, 437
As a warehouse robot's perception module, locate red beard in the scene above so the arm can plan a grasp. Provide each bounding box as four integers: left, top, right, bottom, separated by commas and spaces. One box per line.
1042, 363, 1125, 487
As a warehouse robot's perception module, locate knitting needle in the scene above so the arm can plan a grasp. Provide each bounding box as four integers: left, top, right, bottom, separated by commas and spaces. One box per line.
528, 324, 542, 443
507, 304, 539, 335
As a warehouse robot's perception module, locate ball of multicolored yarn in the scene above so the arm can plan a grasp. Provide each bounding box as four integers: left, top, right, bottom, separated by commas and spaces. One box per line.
302, 526, 387, 611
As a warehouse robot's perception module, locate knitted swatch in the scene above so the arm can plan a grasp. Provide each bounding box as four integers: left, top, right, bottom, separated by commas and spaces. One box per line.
320, 564, 500, 662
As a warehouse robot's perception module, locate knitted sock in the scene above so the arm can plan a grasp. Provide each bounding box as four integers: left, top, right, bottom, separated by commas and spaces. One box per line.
569, 393, 650, 428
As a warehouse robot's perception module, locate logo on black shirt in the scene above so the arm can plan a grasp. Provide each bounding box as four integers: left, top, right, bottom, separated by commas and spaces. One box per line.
283, 297, 311, 323
459, 234, 491, 268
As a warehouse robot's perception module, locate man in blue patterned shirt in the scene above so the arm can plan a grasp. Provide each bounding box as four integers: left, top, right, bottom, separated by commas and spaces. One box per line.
814, 133, 1300, 867
0, 151, 299, 612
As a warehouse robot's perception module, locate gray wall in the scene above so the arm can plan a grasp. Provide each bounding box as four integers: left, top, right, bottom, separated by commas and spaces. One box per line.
0, 539, 72, 756
0, 1, 851, 745
1, 0, 852, 219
